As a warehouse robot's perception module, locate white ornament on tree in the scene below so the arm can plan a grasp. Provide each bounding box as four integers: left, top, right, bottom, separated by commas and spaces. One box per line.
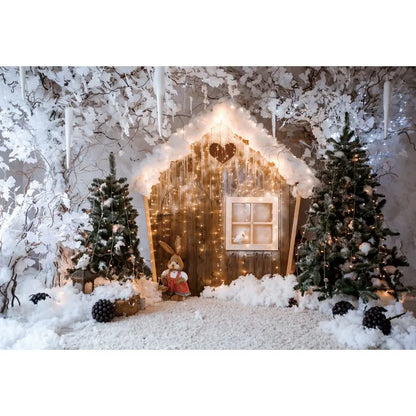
189, 96, 193, 115
152, 66, 166, 137
359, 242, 371, 255
383, 79, 392, 139
19, 66, 26, 101
65, 107, 74, 170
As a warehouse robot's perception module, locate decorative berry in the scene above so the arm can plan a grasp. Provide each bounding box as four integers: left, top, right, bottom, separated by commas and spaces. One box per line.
362, 306, 406, 335
362, 307, 389, 333
366, 306, 387, 315
288, 297, 298, 307
92, 299, 115, 323
332, 301, 355, 317
378, 318, 392, 335
29, 292, 51, 304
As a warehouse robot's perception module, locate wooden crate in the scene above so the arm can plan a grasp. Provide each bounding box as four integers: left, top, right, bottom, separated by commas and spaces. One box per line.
114, 294, 141, 317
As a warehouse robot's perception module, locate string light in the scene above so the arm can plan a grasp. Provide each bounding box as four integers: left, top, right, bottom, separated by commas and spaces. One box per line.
146, 129, 287, 288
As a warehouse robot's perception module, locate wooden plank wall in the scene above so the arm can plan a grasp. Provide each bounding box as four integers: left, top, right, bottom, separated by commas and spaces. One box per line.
148, 134, 291, 295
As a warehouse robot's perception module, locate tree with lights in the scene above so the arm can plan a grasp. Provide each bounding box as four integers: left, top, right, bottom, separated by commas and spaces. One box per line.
74, 153, 150, 280
295, 114, 408, 302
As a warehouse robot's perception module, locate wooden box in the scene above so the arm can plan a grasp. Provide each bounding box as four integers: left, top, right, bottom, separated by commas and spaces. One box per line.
114, 294, 141, 317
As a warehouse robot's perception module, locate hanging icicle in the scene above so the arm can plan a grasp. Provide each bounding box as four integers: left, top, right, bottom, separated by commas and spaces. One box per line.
65, 107, 74, 170
153, 66, 166, 137
271, 111, 276, 138
189, 96, 193, 115
383, 78, 392, 139
202, 84, 208, 110
19, 66, 26, 101
182, 81, 187, 113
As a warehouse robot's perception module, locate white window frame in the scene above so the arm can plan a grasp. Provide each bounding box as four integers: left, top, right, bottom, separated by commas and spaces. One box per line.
225, 196, 279, 251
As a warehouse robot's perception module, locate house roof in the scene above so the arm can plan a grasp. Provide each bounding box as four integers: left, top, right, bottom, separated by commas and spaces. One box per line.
133, 101, 317, 198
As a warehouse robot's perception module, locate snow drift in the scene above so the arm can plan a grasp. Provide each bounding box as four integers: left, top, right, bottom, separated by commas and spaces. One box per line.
0, 276, 161, 349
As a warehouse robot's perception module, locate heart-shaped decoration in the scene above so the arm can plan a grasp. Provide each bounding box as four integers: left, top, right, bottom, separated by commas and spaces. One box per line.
209, 143, 236, 164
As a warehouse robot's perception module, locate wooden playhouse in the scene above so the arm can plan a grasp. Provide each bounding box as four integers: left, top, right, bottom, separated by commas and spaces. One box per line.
134, 102, 316, 295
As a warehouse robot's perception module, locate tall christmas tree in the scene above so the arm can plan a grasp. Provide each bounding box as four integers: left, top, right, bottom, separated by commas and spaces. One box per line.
74, 153, 150, 280
296, 114, 408, 302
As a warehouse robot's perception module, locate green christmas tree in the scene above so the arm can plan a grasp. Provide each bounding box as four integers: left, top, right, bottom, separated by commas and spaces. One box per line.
74, 153, 150, 280
295, 114, 408, 302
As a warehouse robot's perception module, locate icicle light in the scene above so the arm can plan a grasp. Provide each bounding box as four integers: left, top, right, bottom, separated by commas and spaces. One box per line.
383, 79, 392, 139
153, 66, 166, 137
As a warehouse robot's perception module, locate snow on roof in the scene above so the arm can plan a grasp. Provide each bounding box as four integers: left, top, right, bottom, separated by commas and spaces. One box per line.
134, 101, 317, 198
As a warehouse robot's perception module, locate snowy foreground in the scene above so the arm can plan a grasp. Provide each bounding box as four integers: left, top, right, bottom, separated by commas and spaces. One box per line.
1, 274, 416, 349
60, 297, 339, 350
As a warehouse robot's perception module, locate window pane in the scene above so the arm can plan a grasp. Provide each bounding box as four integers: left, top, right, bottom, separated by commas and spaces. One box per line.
232, 203, 251, 222
232, 225, 251, 244
253, 225, 273, 244
253, 203, 272, 222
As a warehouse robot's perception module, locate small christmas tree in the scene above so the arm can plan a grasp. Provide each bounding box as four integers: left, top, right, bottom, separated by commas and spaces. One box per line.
74, 153, 150, 280
295, 114, 408, 302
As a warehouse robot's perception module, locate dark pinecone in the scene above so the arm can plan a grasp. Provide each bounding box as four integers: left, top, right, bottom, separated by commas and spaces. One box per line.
332, 301, 355, 317
92, 299, 115, 323
366, 306, 387, 315
288, 297, 298, 307
362, 307, 390, 334
378, 318, 392, 335
29, 292, 51, 304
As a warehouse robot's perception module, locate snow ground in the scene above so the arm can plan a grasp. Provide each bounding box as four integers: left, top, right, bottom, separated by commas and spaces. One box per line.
2, 274, 416, 350
59, 297, 341, 350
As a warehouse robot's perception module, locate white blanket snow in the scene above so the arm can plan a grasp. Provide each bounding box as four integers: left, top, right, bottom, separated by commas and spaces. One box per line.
2, 274, 416, 350
59, 297, 341, 350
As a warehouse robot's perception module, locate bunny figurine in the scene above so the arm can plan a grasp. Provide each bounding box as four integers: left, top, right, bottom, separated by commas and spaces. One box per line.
159, 237, 191, 301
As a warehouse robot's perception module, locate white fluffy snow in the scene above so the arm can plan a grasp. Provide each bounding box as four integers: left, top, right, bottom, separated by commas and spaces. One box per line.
133, 102, 317, 198
60, 297, 339, 350
201, 273, 298, 308
319, 302, 416, 349
2, 273, 416, 350
75, 253, 90, 269
203, 274, 416, 349
0, 277, 161, 349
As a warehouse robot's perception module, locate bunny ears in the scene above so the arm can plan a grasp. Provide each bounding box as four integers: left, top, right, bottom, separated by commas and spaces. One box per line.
159, 240, 175, 255
159, 238, 184, 270
159, 236, 182, 255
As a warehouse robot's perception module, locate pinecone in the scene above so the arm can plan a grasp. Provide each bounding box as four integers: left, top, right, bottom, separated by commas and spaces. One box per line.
92, 299, 115, 323
29, 292, 51, 304
367, 306, 387, 315
332, 301, 355, 317
362, 306, 391, 335
288, 297, 298, 308
378, 318, 392, 335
